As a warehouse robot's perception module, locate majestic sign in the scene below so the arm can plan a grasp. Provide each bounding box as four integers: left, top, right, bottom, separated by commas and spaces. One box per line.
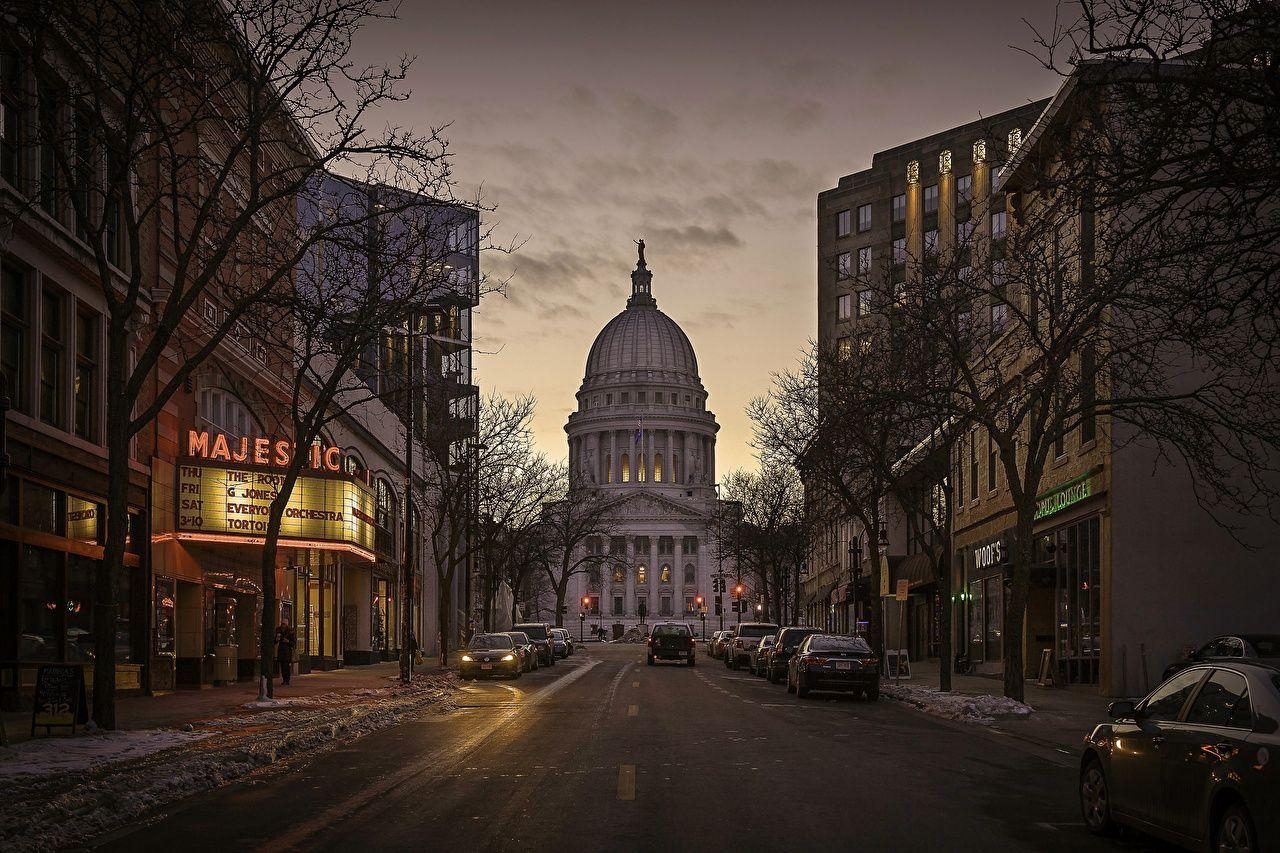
1035, 474, 1095, 521
176, 432, 375, 557
186, 429, 343, 472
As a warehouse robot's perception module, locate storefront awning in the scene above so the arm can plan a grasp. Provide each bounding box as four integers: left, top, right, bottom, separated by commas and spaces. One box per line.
892, 552, 936, 591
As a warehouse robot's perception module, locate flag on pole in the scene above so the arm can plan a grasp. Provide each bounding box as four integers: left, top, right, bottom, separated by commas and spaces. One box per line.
634, 417, 643, 445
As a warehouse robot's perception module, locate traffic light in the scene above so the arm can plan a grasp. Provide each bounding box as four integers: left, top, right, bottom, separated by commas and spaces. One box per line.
734, 584, 744, 598
582, 596, 591, 607
695, 595, 704, 608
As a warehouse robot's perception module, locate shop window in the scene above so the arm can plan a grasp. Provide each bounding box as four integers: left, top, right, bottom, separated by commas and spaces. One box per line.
1054, 516, 1101, 684
22, 479, 62, 534
18, 546, 61, 661
154, 577, 176, 657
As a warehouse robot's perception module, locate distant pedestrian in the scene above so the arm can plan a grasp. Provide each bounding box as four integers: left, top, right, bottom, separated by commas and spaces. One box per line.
274, 620, 296, 686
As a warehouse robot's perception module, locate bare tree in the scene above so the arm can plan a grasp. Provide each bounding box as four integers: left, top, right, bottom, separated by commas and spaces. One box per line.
718, 465, 810, 626
537, 471, 624, 629
1, 0, 455, 727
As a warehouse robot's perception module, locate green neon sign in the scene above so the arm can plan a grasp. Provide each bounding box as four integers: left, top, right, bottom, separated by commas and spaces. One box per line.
1035, 474, 1094, 520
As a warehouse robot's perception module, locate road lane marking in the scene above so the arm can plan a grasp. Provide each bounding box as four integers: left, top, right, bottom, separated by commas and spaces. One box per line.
631, 681, 639, 687
627, 703, 639, 717
617, 764, 636, 800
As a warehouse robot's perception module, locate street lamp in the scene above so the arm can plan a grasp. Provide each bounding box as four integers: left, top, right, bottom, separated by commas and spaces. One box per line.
849, 536, 862, 637
579, 609, 585, 643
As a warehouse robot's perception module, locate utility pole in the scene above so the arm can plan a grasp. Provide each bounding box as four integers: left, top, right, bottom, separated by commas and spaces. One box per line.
400, 312, 416, 685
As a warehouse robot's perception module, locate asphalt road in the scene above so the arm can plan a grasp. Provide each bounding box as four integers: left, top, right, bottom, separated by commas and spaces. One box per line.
89, 643, 1178, 853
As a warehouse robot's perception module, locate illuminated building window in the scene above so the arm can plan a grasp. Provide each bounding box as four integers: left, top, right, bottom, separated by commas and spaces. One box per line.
621, 453, 630, 482
660, 564, 671, 583
605, 454, 613, 484
654, 453, 664, 482
637, 565, 647, 584
837, 336, 852, 360
637, 454, 647, 482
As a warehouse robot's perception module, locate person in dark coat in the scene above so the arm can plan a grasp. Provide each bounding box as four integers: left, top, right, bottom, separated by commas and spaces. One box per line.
274, 620, 297, 685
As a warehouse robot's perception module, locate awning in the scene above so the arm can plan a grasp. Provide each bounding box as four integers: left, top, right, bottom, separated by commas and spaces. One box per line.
892, 552, 936, 591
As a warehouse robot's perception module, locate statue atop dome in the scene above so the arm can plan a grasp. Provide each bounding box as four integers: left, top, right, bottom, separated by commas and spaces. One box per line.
635, 238, 646, 266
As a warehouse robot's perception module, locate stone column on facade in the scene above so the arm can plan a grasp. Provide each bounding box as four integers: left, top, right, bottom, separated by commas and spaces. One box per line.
907, 160, 923, 289
645, 428, 654, 483
938, 150, 955, 257
649, 536, 659, 617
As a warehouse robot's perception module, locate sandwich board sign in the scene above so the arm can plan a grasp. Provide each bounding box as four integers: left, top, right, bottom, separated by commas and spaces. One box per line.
31, 664, 89, 736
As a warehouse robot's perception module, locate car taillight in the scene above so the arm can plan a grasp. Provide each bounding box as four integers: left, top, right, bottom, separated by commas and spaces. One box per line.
735, 639, 744, 648
861, 657, 878, 668
808, 656, 829, 665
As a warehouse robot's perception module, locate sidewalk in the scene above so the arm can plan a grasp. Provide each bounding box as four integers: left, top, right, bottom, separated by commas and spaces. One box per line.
2, 660, 445, 745
885, 660, 1113, 753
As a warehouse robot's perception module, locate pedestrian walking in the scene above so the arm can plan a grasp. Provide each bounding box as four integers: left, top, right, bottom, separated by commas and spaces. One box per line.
274, 619, 296, 686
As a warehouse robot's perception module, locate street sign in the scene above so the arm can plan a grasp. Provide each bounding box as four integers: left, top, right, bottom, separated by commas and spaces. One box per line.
895, 579, 909, 601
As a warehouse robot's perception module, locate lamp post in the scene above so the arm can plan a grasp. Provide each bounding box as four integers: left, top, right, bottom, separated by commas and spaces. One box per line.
579, 609, 585, 643
466, 441, 487, 631
849, 537, 862, 637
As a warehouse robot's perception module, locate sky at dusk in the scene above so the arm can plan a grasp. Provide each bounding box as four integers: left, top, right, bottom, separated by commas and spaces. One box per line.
356, 0, 1064, 474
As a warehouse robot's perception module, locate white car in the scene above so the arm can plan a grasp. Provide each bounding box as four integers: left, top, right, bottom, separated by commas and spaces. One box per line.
749, 635, 776, 676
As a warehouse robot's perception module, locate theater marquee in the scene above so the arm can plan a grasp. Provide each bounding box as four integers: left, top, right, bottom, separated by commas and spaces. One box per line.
174, 432, 377, 560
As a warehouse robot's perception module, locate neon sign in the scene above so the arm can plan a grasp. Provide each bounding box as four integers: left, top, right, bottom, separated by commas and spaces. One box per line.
186, 430, 342, 472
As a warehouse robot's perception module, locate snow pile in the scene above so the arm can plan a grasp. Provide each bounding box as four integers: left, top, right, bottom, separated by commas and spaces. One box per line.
616, 627, 645, 644
882, 682, 1033, 725
0, 670, 457, 852
0, 730, 212, 779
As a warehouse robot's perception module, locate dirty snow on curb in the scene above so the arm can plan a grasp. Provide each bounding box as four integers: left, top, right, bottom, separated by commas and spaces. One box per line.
882, 682, 1033, 725
0, 671, 457, 853
0, 730, 213, 778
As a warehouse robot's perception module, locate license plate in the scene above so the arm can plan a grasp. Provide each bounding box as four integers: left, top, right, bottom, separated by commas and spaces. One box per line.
481, 664, 493, 670
834, 662, 852, 671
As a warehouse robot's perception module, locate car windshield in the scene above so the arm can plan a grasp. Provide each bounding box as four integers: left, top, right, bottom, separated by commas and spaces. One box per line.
469, 634, 514, 650
737, 624, 779, 640
506, 633, 530, 644
759, 637, 774, 647
1245, 635, 1280, 656
807, 636, 872, 653
517, 625, 549, 640
654, 625, 689, 637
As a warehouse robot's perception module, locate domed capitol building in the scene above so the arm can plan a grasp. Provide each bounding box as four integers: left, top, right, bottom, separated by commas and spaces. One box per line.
565, 242, 732, 633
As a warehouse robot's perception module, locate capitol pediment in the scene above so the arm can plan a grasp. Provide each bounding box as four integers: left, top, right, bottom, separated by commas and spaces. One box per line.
611, 491, 712, 521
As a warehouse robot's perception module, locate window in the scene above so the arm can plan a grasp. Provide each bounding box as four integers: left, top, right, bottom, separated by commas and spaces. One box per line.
837, 294, 852, 321
987, 435, 997, 491
653, 392, 662, 405
197, 388, 255, 442
989, 164, 1003, 196
637, 391, 645, 404
620, 392, 630, 404
621, 452, 630, 483
604, 454, 612, 484
837, 252, 852, 279
857, 246, 871, 275
660, 564, 670, 584
684, 563, 695, 584
956, 174, 973, 205
613, 595, 623, 616
682, 536, 698, 554
1, 263, 29, 412
836, 209, 851, 237
74, 308, 98, 440
892, 237, 906, 265
684, 595, 695, 614
991, 301, 1008, 333
1143, 669, 1205, 721
991, 210, 1007, 240
891, 194, 906, 223
654, 453, 663, 482
856, 203, 871, 232
660, 595, 672, 616
605, 393, 612, 405
837, 337, 851, 360
969, 431, 978, 500
2, 51, 22, 188
956, 219, 975, 245
636, 565, 646, 584
374, 479, 396, 556
1080, 347, 1097, 444
923, 184, 938, 214
636, 453, 646, 482
924, 229, 938, 255
857, 290, 872, 318
1185, 670, 1251, 729
40, 289, 65, 428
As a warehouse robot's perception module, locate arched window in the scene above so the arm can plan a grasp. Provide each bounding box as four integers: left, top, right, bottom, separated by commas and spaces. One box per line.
343, 450, 367, 481
671, 454, 681, 484
612, 566, 625, 583
374, 478, 396, 556
654, 453, 663, 482
636, 565, 646, 585
684, 563, 696, 585
637, 454, 646, 482
197, 386, 260, 442
605, 454, 612, 484
621, 453, 630, 483
660, 564, 671, 584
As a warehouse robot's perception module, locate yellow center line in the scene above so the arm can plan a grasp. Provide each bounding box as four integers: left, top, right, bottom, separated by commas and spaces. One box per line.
627, 703, 639, 717
617, 764, 636, 800
631, 680, 640, 688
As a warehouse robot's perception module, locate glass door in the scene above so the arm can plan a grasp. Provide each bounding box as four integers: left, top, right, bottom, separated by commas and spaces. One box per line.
983, 575, 1003, 662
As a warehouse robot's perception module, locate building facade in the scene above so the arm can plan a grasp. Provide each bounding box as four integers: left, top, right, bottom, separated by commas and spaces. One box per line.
562, 248, 730, 635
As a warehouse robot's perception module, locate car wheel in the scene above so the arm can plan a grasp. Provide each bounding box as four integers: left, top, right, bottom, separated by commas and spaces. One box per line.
647, 655, 654, 666
1214, 802, 1256, 853
513, 667, 522, 679
1080, 758, 1117, 836
688, 656, 695, 667
796, 674, 809, 698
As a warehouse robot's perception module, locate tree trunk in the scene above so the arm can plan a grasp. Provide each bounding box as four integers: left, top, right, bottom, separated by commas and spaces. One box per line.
258, 469, 303, 700
936, 550, 952, 693
1003, 504, 1035, 702
553, 572, 568, 628
437, 574, 452, 667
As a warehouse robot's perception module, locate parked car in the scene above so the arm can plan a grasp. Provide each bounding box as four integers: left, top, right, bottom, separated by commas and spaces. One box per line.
647, 622, 696, 666
504, 631, 539, 672
1161, 634, 1280, 680
767, 627, 822, 684
727, 623, 779, 670
787, 634, 879, 699
513, 622, 556, 666
459, 633, 522, 680
550, 628, 572, 658
721, 627, 738, 667
1079, 661, 1279, 852
709, 631, 728, 657
749, 636, 775, 676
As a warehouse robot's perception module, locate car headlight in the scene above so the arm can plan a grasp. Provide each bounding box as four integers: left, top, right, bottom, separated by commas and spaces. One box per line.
503, 654, 515, 661
461, 654, 472, 662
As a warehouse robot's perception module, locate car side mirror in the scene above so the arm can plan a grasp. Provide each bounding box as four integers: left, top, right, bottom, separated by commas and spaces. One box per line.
1107, 700, 1138, 720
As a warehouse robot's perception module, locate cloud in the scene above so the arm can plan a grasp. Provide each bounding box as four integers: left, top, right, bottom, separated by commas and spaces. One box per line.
643, 224, 744, 256
703, 95, 827, 133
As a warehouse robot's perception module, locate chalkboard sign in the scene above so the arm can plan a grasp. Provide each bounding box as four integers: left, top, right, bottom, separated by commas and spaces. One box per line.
31, 664, 89, 736
1036, 648, 1056, 687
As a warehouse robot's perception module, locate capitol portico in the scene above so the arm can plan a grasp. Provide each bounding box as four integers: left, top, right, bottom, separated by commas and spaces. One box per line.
564, 244, 732, 633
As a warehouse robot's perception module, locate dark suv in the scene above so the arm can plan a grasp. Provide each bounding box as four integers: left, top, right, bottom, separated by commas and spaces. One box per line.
513, 623, 556, 666
767, 627, 822, 684
647, 622, 695, 666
